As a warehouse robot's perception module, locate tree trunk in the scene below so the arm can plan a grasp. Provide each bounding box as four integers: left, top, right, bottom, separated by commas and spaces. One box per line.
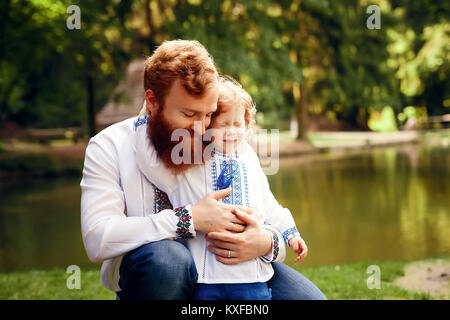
296, 81, 309, 141
86, 74, 96, 137
144, 0, 153, 36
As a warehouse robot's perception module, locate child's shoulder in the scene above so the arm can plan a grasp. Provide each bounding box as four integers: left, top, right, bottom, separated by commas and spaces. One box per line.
238, 141, 260, 163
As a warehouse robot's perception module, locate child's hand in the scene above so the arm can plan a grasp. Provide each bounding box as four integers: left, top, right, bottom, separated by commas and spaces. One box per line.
288, 236, 308, 263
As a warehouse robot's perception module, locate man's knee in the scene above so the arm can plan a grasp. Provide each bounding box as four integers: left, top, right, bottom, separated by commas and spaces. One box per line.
119, 240, 197, 299
268, 262, 327, 300
151, 240, 195, 272
136, 240, 196, 277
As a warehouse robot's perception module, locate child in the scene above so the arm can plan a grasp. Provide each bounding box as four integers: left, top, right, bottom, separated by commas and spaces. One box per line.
134, 76, 307, 300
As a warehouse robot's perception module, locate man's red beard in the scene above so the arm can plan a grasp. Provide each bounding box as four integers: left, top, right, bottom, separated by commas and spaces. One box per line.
147, 109, 210, 174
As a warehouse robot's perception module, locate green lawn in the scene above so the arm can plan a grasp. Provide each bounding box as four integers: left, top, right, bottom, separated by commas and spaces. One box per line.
1, 256, 447, 300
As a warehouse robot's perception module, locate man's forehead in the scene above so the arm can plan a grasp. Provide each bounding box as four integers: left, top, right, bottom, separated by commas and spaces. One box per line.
168, 80, 219, 112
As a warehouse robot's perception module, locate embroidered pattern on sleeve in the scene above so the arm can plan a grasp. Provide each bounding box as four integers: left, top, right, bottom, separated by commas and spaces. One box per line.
272, 232, 280, 261
174, 206, 194, 239
282, 227, 300, 244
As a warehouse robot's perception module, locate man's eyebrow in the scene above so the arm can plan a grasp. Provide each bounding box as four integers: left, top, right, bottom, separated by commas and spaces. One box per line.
180, 107, 197, 113
181, 105, 217, 113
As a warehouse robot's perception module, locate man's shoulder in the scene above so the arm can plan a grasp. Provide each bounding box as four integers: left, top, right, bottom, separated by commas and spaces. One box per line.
91, 116, 138, 146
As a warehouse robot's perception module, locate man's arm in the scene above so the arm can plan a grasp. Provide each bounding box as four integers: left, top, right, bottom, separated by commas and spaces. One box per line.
80, 137, 196, 263
81, 135, 252, 263
205, 209, 286, 264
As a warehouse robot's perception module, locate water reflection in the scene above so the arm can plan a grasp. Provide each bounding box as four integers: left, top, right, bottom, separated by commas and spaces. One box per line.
0, 143, 448, 272
269, 144, 450, 268
0, 177, 95, 272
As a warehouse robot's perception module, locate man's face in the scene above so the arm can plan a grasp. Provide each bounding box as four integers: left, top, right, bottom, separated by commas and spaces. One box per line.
146, 78, 219, 172
160, 78, 219, 135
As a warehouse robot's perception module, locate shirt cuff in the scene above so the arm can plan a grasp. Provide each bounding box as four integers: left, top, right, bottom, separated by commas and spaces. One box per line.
261, 228, 281, 263
282, 227, 301, 245
173, 205, 196, 239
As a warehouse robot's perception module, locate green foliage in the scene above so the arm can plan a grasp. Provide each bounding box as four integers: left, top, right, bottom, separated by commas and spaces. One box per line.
164, 0, 301, 114
0, 0, 448, 130
388, 1, 450, 116
0, 152, 83, 176
0, 0, 133, 130
368, 106, 398, 132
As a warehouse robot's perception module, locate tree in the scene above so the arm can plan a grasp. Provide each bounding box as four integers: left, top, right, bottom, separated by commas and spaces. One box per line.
388, 0, 450, 117
163, 0, 301, 124
0, 0, 134, 136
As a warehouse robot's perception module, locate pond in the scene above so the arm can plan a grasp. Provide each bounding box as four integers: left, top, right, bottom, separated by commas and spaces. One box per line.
0, 142, 449, 273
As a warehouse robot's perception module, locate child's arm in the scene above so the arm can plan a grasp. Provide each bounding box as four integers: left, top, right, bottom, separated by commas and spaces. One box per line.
288, 236, 308, 263
242, 142, 306, 262
249, 154, 300, 243
256, 168, 308, 263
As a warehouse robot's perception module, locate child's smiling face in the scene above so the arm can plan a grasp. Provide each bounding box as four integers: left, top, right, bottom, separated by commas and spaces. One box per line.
210, 103, 246, 154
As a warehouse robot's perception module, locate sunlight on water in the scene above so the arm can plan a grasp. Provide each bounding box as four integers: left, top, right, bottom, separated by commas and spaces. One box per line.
269, 144, 450, 269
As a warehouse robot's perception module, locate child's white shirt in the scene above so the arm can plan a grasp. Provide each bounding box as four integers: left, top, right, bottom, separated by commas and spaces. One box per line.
135, 116, 300, 284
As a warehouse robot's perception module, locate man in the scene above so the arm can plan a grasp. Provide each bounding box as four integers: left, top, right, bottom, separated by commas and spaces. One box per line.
80, 40, 326, 300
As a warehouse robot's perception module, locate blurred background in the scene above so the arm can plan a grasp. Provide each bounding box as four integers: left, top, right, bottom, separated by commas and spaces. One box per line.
0, 0, 449, 299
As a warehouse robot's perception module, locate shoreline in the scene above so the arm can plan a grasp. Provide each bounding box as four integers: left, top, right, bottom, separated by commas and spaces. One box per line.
0, 129, 448, 177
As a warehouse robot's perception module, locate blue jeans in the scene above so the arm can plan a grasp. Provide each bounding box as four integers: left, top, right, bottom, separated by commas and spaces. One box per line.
117, 240, 327, 300
193, 283, 272, 300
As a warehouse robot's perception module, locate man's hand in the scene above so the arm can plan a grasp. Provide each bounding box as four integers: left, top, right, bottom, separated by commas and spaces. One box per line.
288, 236, 308, 263
191, 188, 252, 234
205, 209, 273, 265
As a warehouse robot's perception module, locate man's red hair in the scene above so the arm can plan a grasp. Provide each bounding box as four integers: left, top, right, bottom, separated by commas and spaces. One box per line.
144, 40, 218, 106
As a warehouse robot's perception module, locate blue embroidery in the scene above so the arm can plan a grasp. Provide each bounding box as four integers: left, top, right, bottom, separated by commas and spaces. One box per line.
220, 159, 242, 205
282, 227, 300, 243
211, 158, 218, 191
216, 161, 236, 190
210, 150, 249, 207
242, 162, 250, 207
134, 114, 148, 131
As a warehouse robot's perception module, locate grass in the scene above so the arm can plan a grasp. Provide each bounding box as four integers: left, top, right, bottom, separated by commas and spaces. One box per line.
1, 257, 447, 300
296, 259, 434, 300
0, 268, 115, 300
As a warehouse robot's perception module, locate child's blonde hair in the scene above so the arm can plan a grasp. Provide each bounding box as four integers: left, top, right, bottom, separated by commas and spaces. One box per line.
212, 75, 256, 129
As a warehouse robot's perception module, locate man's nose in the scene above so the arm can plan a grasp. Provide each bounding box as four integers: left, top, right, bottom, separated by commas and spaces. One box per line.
192, 118, 206, 136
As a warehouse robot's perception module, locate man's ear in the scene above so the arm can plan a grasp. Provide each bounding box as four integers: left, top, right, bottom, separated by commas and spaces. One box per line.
145, 89, 159, 115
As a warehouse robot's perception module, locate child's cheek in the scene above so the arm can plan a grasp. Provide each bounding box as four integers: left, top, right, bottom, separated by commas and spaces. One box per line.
210, 128, 224, 150
236, 128, 246, 142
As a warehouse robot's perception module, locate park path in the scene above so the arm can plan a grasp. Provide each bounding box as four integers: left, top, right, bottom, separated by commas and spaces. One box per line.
256, 130, 420, 157
394, 259, 450, 299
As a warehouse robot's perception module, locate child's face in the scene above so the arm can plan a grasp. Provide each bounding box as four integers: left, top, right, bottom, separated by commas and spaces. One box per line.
210, 103, 246, 154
